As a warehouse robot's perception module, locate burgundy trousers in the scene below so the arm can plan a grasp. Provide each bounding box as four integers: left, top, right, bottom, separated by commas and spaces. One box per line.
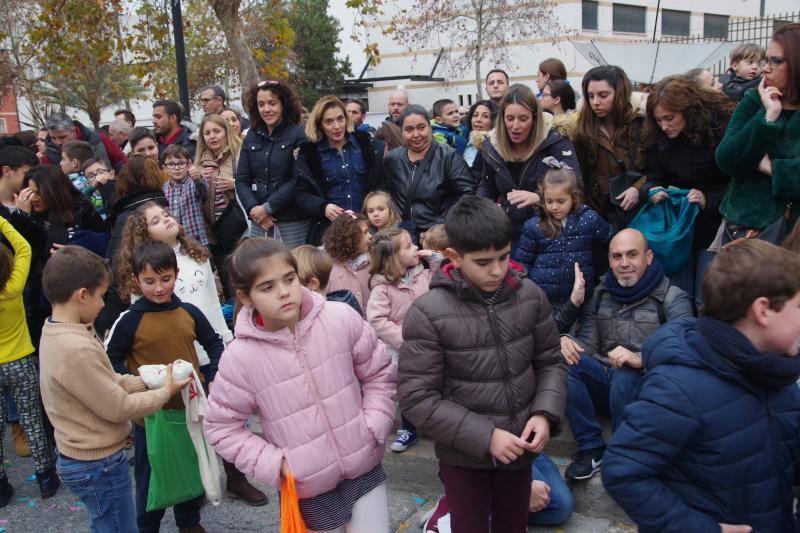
439, 461, 532, 533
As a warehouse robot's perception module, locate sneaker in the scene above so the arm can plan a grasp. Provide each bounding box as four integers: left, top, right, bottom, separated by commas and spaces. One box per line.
421, 495, 449, 532
390, 429, 417, 452
564, 447, 605, 480
0, 477, 13, 508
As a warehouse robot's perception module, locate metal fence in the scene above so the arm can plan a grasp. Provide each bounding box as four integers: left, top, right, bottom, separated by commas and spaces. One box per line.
660, 11, 799, 76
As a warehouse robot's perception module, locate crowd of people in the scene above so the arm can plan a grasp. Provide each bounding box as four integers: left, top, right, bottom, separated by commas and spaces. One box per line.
0, 21, 798, 533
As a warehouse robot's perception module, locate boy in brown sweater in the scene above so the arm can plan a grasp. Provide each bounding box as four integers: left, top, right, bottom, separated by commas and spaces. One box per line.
39, 246, 189, 533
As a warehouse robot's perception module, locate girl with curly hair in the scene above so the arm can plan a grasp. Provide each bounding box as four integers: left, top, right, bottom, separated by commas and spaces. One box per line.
115, 201, 230, 343
642, 75, 734, 306
322, 213, 373, 309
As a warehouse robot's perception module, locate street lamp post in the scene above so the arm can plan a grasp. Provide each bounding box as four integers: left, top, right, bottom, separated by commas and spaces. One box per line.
171, 0, 191, 121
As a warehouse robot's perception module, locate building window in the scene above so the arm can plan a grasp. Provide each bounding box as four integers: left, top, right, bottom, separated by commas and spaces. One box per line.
0, 119, 6, 134
662, 9, 690, 36
704, 14, 729, 39
613, 4, 646, 34
582, 0, 598, 31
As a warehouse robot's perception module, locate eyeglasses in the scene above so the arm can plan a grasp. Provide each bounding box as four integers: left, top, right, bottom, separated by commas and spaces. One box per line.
163, 161, 188, 169
86, 169, 110, 180
541, 91, 552, 97
257, 80, 280, 88
766, 56, 785, 67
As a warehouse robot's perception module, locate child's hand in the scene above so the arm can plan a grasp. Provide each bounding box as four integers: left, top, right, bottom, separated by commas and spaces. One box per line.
163, 364, 192, 396
416, 249, 434, 260
569, 262, 585, 308
280, 457, 291, 478
188, 163, 203, 181
489, 428, 528, 464
521, 414, 550, 454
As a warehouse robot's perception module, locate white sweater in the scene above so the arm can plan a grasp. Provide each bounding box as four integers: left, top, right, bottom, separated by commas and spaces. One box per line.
133, 245, 232, 365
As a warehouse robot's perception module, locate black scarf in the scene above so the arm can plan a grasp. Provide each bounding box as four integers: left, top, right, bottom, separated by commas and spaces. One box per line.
604, 262, 664, 304
696, 315, 800, 389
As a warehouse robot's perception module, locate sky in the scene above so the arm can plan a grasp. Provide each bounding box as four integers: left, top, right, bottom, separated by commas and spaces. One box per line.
329, 0, 369, 73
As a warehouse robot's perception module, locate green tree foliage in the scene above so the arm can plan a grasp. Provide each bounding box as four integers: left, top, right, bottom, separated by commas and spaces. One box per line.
289, 0, 353, 108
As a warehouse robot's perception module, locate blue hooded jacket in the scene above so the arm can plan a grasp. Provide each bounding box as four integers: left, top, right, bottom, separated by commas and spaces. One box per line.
516, 205, 612, 304
602, 317, 800, 532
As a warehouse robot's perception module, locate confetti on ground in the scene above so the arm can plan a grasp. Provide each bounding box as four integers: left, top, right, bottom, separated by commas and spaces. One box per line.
46, 504, 58, 510
3, 460, 9, 465
27, 501, 35, 508
17, 497, 28, 502
0, 527, 6, 532
73, 501, 85, 507
413, 497, 425, 505
27, 474, 35, 481
69, 506, 81, 512
0, 519, 7, 525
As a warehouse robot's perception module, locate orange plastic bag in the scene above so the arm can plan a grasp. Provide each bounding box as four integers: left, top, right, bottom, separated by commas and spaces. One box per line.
280, 473, 307, 533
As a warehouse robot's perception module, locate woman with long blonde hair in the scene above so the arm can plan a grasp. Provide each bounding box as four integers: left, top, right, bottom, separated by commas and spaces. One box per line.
193, 113, 245, 296
474, 84, 580, 245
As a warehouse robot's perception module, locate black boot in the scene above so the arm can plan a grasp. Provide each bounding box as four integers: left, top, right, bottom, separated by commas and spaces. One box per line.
224, 460, 268, 506
35, 468, 60, 499
0, 477, 13, 507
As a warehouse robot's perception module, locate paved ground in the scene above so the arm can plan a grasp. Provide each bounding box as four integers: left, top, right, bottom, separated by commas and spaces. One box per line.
0, 431, 633, 532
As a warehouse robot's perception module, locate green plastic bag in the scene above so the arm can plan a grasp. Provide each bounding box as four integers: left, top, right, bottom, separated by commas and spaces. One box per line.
144, 409, 204, 512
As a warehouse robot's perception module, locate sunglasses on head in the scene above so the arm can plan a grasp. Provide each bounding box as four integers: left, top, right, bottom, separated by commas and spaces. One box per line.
257, 80, 280, 88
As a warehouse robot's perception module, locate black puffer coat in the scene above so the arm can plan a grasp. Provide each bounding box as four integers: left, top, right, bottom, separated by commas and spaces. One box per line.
235, 122, 309, 222
398, 261, 566, 470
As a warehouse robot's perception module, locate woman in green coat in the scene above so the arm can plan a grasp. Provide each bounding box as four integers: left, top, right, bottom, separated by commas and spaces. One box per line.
715, 23, 800, 242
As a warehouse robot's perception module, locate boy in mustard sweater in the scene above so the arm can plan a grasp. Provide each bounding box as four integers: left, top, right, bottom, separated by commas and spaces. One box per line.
0, 216, 56, 505
39, 245, 189, 533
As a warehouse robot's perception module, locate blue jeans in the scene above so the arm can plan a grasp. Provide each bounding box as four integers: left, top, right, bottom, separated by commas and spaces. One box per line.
566, 355, 642, 452
56, 449, 137, 533
527, 454, 574, 527
669, 249, 714, 310
133, 423, 202, 532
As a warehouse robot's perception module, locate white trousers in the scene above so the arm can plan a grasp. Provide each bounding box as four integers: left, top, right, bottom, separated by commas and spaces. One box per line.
309, 483, 390, 533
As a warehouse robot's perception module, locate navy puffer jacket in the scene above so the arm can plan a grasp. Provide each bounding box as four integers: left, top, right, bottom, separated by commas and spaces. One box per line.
516, 205, 612, 304
602, 318, 800, 533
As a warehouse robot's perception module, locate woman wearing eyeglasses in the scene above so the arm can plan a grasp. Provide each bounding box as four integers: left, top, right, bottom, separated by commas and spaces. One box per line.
235, 80, 311, 248
715, 23, 800, 245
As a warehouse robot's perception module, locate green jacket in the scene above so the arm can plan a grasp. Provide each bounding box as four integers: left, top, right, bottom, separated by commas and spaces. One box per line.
716, 89, 800, 229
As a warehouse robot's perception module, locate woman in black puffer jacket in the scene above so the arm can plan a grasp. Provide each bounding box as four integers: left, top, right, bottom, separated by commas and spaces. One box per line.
235, 80, 310, 248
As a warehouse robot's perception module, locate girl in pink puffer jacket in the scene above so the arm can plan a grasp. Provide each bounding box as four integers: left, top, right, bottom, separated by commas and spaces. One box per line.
366, 228, 438, 454
203, 238, 396, 533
